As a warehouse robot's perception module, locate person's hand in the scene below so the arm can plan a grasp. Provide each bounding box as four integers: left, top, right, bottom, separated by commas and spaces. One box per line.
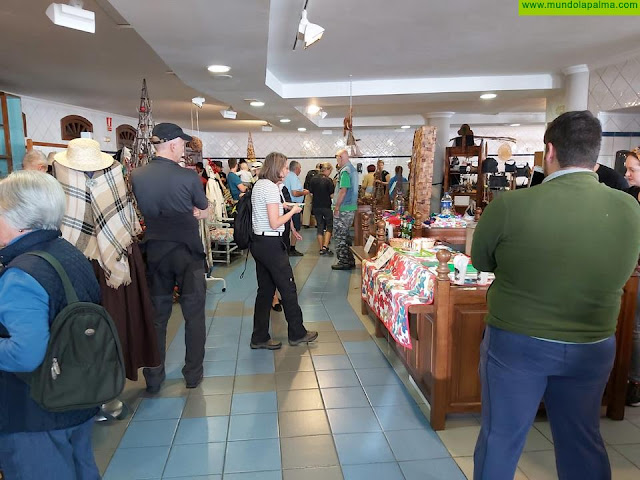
302, 189, 310, 196
291, 205, 302, 215
333, 207, 340, 218
293, 229, 302, 241
193, 207, 201, 218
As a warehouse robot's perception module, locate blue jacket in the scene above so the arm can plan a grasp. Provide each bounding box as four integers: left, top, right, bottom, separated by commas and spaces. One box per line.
334, 161, 359, 209
0, 229, 101, 433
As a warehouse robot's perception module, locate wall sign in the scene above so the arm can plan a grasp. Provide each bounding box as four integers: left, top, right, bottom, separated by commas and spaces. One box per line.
106, 117, 112, 132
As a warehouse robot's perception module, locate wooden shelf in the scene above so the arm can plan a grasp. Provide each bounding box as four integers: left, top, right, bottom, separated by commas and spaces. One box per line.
443, 141, 487, 214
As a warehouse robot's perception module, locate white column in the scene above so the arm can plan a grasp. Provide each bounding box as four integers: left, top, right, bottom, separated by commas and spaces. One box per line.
427, 112, 454, 214
563, 64, 590, 112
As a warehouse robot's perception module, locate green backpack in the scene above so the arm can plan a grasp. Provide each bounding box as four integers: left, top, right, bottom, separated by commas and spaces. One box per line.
19, 251, 126, 412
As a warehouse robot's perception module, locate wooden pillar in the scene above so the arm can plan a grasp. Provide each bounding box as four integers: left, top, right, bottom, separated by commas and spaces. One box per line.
413, 211, 423, 239
26, 138, 33, 152
362, 212, 371, 242
376, 219, 386, 248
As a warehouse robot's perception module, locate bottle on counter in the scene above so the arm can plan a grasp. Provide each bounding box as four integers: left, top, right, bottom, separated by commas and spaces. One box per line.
440, 191, 453, 216
395, 191, 405, 215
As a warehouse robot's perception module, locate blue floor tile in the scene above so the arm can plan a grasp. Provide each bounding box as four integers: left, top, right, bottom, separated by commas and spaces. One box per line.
162, 476, 221, 480
342, 462, 404, 480
363, 384, 415, 407
343, 341, 380, 355
204, 346, 238, 362
222, 472, 281, 480
399, 458, 466, 480
316, 369, 360, 388
165, 363, 185, 380
373, 405, 431, 431
224, 439, 281, 473
173, 417, 230, 445
348, 353, 391, 369
333, 432, 395, 465
385, 429, 450, 461
162, 443, 226, 478
228, 413, 279, 440
209, 319, 242, 335
322, 387, 369, 409
332, 320, 367, 331
231, 391, 278, 414
355, 368, 403, 386
165, 349, 187, 363
327, 407, 382, 434
205, 334, 240, 348
236, 358, 275, 375
103, 446, 170, 480
133, 397, 186, 421
203, 360, 237, 377
312, 355, 353, 371
119, 419, 179, 448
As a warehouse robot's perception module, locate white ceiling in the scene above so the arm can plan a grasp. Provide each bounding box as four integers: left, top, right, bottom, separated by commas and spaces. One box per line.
2, 0, 640, 132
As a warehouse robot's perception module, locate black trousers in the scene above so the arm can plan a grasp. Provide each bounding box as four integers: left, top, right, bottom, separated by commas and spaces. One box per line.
142, 242, 206, 387
250, 236, 307, 343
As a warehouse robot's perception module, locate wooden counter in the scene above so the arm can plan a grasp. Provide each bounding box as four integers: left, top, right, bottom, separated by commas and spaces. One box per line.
361, 250, 639, 430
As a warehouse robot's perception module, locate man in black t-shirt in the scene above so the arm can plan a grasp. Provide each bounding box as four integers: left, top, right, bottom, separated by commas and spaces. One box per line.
595, 163, 628, 190
309, 162, 335, 255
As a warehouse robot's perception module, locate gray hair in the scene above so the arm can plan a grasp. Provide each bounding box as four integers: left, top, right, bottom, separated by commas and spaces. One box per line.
289, 160, 300, 171
22, 150, 47, 170
0, 170, 66, 231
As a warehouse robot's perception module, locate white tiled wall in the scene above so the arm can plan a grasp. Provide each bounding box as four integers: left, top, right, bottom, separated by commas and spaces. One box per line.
589, 55, 640, 113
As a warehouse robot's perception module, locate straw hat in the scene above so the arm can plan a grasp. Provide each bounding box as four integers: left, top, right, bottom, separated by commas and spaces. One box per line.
497, 143, 513, 162
54, 138, 114, 172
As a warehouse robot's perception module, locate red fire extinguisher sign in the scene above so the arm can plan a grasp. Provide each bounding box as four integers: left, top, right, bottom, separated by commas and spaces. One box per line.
107, 117, 113, 131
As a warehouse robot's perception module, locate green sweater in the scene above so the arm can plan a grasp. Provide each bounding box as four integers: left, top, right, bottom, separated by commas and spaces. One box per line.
472, 171, 640, 342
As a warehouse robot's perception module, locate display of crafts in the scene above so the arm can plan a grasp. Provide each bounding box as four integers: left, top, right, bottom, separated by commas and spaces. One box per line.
426, 213, 467, 229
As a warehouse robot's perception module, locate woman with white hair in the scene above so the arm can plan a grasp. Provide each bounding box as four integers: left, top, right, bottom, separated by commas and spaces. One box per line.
0, 171, 101, 479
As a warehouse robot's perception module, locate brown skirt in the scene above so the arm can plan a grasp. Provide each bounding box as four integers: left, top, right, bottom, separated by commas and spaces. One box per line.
92, 242, 161, 381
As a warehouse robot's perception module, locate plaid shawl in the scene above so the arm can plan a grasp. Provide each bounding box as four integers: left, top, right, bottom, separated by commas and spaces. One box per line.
54, 161, 142, 288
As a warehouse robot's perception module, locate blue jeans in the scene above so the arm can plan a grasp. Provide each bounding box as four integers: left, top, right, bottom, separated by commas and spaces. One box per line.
473, 326, 615, 480
630, 286, 640, 382
0, 417, 99, 480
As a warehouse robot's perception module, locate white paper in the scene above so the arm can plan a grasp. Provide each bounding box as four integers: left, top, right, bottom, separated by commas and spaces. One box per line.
364, 235, 375, 253
373, 247, 395, 269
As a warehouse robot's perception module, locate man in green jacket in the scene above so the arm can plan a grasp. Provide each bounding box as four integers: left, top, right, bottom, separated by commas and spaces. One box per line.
472, 111, 640, 480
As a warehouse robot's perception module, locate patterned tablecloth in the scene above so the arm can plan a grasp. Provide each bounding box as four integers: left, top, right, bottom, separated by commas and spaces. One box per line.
362, 244, 437, 349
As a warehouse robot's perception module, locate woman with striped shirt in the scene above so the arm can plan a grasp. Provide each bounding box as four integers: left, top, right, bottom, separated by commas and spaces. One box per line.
249, 152, 318, 350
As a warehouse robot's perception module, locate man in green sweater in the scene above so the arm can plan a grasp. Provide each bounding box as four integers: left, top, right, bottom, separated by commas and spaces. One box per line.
472, 111, 640, 480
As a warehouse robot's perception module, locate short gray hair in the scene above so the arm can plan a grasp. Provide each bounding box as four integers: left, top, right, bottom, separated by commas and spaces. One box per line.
289, 160, 300, 171
22, 150, 47, 170
0, 170, 66, 231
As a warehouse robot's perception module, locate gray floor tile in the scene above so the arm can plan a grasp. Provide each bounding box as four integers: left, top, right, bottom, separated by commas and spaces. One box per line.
233, 374, 277, 393
182, 394, 232, 417
275, 356, 315, 372
283, 466, 343, 480
277, 389, 325, 411
276, 371, 319, 391
190, 376, 234, 396
308, 342, 347, 356
281, 435, 339, 469
304, 321, 337, 332
279, 410, 331, 437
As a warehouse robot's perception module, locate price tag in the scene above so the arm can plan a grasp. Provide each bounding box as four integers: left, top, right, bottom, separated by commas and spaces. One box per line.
364, 235, 375, 253
373, 246, 395, 269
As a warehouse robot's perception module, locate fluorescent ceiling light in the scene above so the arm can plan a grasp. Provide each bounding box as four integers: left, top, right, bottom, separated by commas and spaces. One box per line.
298, 127, 307, 132
207, 64, 231, 73
250, 101, 265, 107
510, 123, 521, 127
262, 125, 273, 132
322, 130, 333, 135
480, 93, 497, 99
280, 118, 291, 123
46, 1, 95, 34
307, 104, 321, 115
221, 108, 237, 119
296, 9, 324, 49
400, 125, 411, 129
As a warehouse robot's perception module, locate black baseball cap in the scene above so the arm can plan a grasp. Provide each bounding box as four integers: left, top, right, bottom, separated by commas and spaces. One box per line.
151, 123, 193, 143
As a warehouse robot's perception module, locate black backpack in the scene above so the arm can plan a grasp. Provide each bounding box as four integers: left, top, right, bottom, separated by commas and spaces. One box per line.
17, 252, 125, 412
233, 190, 253, 250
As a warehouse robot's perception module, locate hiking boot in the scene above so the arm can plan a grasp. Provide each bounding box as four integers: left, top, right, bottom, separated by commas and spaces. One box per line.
250, 339, 283, 350
322, 247, 334, 256
289, 331, 319, 346
186, 374, 204, 389
627, 381, 640, 407
331, 263, 355, 270
288, 249, 304, 257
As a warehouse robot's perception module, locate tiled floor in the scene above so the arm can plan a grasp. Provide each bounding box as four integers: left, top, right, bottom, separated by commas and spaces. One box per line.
93, 234, 640, 479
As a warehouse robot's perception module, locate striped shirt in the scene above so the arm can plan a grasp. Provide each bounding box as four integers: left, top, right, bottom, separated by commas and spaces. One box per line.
251, 179, 284, 234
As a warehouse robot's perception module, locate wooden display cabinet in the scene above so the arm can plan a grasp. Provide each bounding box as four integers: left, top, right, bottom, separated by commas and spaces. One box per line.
443, 142, 486, 215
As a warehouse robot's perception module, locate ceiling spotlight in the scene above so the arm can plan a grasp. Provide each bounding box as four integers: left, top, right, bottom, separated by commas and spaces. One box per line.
280, 118, 291, 123
400, 125, 411, 129
46, 1, 95, 34
480, 93, 497, 100
307, 104, 321, 115
510, 123, 521, 127
250, 101, 265, 107
191, 97, 205, 108
293, 3, 324, 50
207, 64, 231, 73
220, 107, 237, 119
298, 127, 307, 132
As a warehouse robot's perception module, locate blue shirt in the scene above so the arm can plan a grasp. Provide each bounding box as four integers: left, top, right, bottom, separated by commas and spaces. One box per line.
0, 268, 50, 372
227, 172, 243, 200
283, 172, 304, 203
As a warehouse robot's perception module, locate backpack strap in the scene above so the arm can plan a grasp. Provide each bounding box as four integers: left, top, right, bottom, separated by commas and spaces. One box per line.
26, 251, 79, 305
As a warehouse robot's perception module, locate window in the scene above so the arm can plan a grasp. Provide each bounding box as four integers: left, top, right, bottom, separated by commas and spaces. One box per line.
116, 124, 136, 149
60, 115, 93, 140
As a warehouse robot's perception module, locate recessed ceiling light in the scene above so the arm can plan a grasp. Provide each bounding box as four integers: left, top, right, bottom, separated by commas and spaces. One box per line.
307, 104, 321, 115
207, 64, 231, 73
298, 127, 307, 132
280, 118, 291, 123
480, 93, 497, 100
510, 123, 521, 127
250, 101, 265, 107
322, 130, 333, 135
400, 125, 411, 129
